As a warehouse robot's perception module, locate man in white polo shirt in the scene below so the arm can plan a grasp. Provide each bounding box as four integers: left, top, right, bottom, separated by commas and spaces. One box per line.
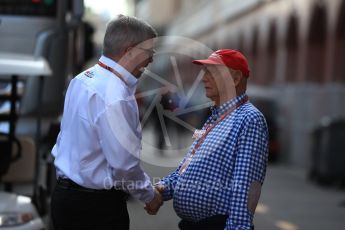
51, 15, 162, 230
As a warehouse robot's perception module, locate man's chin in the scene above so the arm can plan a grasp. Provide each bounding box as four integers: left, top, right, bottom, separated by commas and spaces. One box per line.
134, 67, 146, 78
205, 94, 219, 103
205, 93, 214, 99
133, 73, 142, 78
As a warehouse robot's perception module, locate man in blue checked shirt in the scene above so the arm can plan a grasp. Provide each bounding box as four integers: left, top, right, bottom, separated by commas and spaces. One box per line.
156, 49, 269, 230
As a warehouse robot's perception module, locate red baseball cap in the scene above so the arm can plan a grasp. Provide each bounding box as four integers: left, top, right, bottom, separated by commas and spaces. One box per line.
192, 49, 250, 77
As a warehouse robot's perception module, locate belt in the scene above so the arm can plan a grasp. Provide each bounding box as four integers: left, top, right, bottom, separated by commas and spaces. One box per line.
56, 177, 128, 197
179, 215, 254, 230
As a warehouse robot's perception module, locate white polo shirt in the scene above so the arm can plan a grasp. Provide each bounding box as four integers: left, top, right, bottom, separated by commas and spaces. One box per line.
52, 55, 154, 203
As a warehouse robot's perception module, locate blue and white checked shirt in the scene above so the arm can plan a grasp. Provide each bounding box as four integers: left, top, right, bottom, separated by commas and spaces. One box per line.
159, 93, 269, 229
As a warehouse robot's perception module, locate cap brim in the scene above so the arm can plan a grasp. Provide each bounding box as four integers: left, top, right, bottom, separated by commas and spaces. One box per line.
192, 59, 222, 65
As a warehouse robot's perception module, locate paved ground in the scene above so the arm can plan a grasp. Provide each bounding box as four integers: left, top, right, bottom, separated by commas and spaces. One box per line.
127, 162, 345, 230
2, 127, 344, 230
253, 165, 345, 230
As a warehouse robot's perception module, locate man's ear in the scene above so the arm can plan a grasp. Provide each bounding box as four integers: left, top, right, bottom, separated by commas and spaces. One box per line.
231, 70, 243, 86
116, 47, 134, 71
124, 47, 133, 57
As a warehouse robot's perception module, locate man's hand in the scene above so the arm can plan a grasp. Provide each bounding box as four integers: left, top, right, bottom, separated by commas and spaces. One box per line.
155, 184, 165, 193
144, 189, 163, 215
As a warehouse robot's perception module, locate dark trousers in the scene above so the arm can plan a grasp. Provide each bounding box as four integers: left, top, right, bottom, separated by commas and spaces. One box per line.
178, 215, 254, 230
51, 179, 129, 230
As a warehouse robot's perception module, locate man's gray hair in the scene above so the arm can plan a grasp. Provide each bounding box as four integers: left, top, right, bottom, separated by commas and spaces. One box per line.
103, 15, 158, 56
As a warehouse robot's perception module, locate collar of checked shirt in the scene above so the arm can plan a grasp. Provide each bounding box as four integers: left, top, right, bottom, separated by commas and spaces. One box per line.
210, 93, 247, 122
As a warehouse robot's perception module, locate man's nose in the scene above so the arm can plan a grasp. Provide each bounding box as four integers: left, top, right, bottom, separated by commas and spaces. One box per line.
202, 75, 208, 83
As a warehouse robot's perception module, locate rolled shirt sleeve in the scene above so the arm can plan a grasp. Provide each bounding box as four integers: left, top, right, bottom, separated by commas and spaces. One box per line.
157, 168, 180, 201
95, 99, 155, 203
157, 153, 190, 201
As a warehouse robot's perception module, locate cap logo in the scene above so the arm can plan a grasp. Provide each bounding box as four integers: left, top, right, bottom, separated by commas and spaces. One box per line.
209, 53, 223, 62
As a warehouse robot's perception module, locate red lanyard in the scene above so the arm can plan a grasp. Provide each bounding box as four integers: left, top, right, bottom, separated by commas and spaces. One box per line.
98, 61, 126, 84
190, 95, 249, 156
